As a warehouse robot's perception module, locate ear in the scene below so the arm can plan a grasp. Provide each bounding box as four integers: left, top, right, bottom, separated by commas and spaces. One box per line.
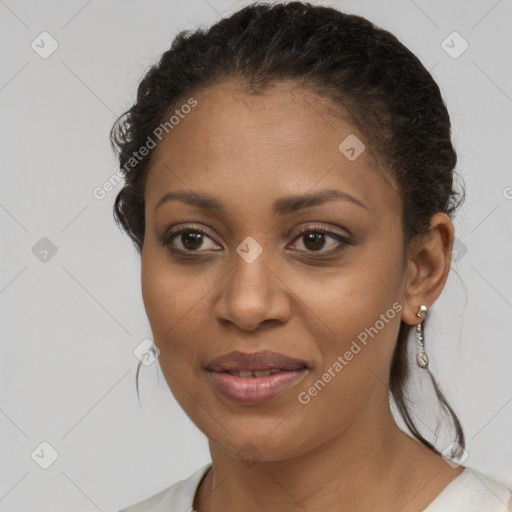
401, 212, 454, 325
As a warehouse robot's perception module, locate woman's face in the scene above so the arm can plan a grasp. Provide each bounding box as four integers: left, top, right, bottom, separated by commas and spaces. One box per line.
141, 80, 410, 461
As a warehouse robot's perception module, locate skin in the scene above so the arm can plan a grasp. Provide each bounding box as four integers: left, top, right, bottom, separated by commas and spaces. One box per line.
140, 80, 463, 511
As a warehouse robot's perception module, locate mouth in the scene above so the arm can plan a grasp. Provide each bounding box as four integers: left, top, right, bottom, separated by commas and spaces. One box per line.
205, 350, 309, 405
224, 369, 284, 377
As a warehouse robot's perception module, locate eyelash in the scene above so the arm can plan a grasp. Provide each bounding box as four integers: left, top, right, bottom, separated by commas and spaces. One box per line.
159, 223, 351, 257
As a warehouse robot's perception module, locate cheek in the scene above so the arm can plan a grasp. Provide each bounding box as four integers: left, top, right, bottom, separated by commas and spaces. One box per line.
141, 249, 195, 365
294, 262, 401, 339
140, 248, 219, 397
293, 246, 404, 378
295, 295, 401, 436
141, 247, 205, 334
140, 255, 202, 404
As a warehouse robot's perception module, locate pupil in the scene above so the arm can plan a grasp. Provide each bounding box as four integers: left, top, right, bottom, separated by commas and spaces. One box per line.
179, 232, 327, 251
304, 232, 325, 251
182, 232, 203, 250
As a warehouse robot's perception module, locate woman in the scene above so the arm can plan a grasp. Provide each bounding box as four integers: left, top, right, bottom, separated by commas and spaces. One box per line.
112, 2, 512, 510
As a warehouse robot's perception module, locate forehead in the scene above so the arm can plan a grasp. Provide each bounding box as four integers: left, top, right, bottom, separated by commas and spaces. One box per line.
145, 80, 400, 217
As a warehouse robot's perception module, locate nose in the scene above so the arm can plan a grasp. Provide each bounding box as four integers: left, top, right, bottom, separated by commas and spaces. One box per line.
214, 250, 292, 332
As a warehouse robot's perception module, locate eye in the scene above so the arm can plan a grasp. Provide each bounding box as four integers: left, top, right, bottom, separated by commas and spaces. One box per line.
159, 225, 221, 253
159, 223, 351, 256
289, 225, 351, 254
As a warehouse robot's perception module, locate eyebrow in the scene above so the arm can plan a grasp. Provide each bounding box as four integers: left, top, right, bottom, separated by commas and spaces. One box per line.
154, 188, 368, 215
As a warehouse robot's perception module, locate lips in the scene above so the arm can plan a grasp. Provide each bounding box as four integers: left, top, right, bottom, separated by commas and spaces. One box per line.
206, 350, 308, 372
205, 350, 309, 405
227, 369, 282, 377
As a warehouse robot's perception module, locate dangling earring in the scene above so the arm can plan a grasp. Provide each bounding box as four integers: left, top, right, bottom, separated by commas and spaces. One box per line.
416, 304, 429, 368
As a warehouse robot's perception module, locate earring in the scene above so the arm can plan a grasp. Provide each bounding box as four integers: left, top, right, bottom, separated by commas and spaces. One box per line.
415, 304, 429, 368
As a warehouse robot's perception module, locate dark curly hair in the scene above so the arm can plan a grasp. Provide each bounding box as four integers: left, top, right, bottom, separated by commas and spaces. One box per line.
110, 1, 466, 457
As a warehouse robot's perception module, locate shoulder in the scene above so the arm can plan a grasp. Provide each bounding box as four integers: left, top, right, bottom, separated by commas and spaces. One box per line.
425, 466, 512, 512
118, 463, 211, 512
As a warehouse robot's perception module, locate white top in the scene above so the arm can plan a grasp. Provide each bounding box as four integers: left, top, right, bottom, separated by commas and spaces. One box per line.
118, 464, 512, 512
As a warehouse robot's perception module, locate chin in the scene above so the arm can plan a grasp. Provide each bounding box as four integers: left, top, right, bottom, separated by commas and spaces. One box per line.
201, 412, 318, 463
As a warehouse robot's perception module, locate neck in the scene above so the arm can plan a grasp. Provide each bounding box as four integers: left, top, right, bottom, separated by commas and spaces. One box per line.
194, 396, 447, 512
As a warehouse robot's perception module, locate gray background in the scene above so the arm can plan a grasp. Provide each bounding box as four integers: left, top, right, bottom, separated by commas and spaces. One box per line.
1, 0, 511, 510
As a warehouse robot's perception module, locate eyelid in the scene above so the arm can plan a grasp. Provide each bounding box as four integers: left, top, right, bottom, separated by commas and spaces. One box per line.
159, 222, 352, 254
287, 224, 352, 255
159, 223, 220, 247
293, 223, 349, 239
